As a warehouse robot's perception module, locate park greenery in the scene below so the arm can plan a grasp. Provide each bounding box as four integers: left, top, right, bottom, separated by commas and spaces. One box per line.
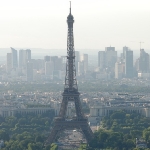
0, 110, 58, 150
79, 110, 150, 150
1, 109, 150, 149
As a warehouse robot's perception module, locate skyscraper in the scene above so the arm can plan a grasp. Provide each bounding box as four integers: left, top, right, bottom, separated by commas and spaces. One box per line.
26, 62, 33, 81
98, 51, 105, 70
61, 56, 67, 72
123, 46, 129, 59
125, 50, 133, 78
105, 46, 115, 51
77, 61, 84, 75
45, 61, 54, 77
19, 50, 26, 68
6, 53, 12, 73
19, 49, 31, 69
31, 59, 44, 71
83, 54, 88, 73
139, 49, 149, 72
11, 47, 18, 69
98, 46, 117, 73
75, 51, 80, 62
44, 56, 51, 62
26, 49, 31, 60
115, 62, 124, 79
105, 46, 117, 69
50, 56, 62, 71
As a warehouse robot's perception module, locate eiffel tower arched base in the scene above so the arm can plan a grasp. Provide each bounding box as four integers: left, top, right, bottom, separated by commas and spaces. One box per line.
45, 117, 93, 145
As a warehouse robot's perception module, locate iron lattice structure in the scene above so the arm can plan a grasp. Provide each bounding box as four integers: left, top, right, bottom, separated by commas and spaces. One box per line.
45, 2, 93, 145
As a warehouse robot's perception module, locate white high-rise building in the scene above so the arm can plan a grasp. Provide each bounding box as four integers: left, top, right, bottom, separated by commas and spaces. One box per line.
115, 62, 124, 79
77, 61, 84, 75
105, 47, 117, 69
83, 54, 88, 73
19, 49, 31, 69
11, 47, 18, 69
98, 46, 117, 74
75, 51, 80, 62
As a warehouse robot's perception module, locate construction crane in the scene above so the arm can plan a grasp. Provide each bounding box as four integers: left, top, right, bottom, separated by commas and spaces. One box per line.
139, 41, 144, 50
130, 41, 144, 50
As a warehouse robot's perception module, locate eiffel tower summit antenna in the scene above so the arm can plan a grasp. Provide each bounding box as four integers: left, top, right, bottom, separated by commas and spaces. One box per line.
45, 2, 94, 146
70, 1, 71, 14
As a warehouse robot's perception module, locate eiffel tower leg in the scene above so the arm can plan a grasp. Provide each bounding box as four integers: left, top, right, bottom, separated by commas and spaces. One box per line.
81, 125, 94, 143
59, 98, 68, 118
45, 125, 62, 145
74, 97, 83, 118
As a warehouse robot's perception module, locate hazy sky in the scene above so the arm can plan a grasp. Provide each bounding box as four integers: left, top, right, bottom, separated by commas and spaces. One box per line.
0, 0, 150, 51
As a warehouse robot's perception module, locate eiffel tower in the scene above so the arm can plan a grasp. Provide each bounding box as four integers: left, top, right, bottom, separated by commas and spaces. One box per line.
45, 2, 93, 145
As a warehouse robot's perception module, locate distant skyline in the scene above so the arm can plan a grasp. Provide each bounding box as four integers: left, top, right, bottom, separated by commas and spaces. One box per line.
0, 0, 150, 51
0, 48, 140, 61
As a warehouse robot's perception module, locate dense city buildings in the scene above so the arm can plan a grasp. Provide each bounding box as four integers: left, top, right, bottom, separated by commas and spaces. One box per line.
1, 46, 150, 82
0, 2, 149, 149
89, 92, 150, 124
115, 46, 134, 79
1, 45, 150, 149
98, 46, 117, 71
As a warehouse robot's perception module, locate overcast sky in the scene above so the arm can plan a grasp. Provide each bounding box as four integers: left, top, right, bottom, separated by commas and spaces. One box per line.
0, 0, 150, 51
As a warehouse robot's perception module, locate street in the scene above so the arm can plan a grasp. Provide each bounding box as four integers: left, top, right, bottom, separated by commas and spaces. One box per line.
57, 130, 87, 149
